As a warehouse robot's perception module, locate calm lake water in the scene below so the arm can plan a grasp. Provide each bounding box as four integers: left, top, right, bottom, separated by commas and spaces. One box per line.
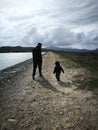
0, 53, 32, 70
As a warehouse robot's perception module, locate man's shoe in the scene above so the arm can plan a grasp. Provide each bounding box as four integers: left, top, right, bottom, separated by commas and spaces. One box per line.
32, 75, 35, 80
39, 74, 43, 77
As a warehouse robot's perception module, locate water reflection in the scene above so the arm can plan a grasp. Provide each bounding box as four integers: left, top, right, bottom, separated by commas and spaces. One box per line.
0, 53, 32, 70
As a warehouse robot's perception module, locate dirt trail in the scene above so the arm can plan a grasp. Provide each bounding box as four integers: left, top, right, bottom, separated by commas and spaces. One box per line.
0, 52, 98, 130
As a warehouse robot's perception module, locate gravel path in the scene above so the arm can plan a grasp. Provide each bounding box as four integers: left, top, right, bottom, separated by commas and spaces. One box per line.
0, 52, 98, 130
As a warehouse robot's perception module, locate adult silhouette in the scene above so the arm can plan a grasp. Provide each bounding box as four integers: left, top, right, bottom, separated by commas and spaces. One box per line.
32, 43, 42, 80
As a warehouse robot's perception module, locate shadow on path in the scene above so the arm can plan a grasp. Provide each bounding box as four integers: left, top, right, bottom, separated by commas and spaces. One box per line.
58, 81, 71, 88
36, 76, 61, 93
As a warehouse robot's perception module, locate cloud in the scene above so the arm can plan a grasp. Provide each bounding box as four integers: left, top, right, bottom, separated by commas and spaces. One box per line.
0, 0, 98, 49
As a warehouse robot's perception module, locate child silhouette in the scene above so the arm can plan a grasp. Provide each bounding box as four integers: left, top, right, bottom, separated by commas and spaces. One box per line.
53, 61, 64, 81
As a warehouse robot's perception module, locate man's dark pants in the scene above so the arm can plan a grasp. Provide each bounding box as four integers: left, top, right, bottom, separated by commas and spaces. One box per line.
33, 62, 42, 78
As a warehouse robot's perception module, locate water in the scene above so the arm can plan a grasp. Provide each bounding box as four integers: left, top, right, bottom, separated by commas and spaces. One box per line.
0, 53, 32, 70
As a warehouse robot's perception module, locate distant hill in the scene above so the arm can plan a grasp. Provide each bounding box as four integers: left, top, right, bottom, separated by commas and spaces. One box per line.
46, 46, 98, 53
0, 46, 32, 53
0, 46, 47, 53
94, 48, 98, 52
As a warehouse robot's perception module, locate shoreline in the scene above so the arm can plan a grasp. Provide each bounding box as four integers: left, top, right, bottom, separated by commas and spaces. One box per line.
0, 58, 32, 87
0, 52, 46, 87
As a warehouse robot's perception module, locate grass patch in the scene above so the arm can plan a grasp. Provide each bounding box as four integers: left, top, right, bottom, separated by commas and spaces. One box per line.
88, 79, 98, 90
55, 51, 98, 70
54, 51, 98, 90
72, 78, 98, 90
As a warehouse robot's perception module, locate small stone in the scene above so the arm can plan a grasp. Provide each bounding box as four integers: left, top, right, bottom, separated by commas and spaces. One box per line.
7, 118, 17, 123
40, 108, 44, 111
59, 111, 63, 115
62, 92, 65, 95
68, 82, 70, 84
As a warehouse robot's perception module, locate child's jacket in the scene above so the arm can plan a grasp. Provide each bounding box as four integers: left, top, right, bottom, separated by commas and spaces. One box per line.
53, 66, 64, 74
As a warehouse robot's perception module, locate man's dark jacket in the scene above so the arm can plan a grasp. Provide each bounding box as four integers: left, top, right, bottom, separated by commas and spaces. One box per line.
32, 46, 42, 63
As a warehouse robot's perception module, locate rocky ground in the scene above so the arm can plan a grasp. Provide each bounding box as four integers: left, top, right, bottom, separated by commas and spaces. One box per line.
0, 52, 98, 130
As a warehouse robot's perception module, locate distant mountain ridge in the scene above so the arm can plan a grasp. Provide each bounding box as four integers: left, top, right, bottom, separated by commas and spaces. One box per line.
46, 46, 98, 52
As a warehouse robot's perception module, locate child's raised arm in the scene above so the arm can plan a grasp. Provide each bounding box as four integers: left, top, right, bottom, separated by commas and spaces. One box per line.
61, 67, 64, 73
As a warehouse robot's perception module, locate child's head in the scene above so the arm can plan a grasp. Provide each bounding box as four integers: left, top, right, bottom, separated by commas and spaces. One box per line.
55, 61, 60, 66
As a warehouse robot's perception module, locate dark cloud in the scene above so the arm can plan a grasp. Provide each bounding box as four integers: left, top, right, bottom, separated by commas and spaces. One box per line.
93, 36, 98, 41
56, 1, 98, 26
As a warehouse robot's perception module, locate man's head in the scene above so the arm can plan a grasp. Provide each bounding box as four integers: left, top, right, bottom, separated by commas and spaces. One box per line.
37, 43, 42, 48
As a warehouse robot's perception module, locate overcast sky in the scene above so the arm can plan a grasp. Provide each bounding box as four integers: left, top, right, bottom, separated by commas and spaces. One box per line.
0, 0, 98, 49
